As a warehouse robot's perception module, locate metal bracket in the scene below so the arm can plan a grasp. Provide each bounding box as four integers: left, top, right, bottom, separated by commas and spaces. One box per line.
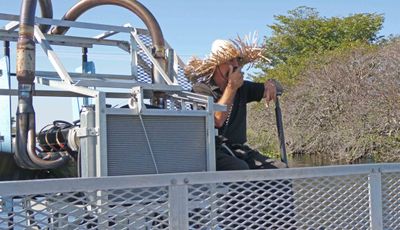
77, 127, 99, 137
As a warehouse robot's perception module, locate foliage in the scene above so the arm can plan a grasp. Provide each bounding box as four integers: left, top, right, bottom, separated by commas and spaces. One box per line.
255, 6, 384, 86
247, 7, 395, 164
288, 42, 400, 162
247, 109, 278, 158
249, 41, 400, 163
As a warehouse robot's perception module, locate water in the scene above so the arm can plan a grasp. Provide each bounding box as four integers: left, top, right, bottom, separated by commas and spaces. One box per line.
288, 154, 375, 168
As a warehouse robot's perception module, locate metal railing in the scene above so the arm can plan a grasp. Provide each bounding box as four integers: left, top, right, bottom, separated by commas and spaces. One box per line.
1, 163, 400, 229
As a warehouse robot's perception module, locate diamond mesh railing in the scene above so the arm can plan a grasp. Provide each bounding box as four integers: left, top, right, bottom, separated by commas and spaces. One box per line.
1, 187, 169, 229
1, 163, 400, 229
382, 172, 400, 230
136, 33, 192, 91
134, 32, 194, 111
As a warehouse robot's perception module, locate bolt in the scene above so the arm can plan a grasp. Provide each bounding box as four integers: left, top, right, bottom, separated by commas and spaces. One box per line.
171, 179, 177, 185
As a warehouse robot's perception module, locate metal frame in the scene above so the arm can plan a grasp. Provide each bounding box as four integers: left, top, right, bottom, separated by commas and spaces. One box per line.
3, 163, 396, 196
0, 13, 219, 176
1, 163, 399, 229
0, 57, 12, 154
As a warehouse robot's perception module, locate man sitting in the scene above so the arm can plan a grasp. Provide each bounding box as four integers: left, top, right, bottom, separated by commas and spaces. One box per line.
185, 37, 285, 171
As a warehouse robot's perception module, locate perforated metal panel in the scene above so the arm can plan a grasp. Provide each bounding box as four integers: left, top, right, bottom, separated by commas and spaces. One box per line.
136, 33, 192, 91
106, 114, 207, 176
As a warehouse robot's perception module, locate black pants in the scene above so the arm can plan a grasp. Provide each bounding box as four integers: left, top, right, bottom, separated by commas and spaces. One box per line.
216, 144, 284, 171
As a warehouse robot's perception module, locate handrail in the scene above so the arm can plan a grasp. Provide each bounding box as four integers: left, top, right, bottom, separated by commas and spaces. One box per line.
0, 163, 398, 229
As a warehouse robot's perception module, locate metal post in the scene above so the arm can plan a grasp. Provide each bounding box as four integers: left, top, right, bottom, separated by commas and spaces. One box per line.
79, 105, 96, 178
206, 96, 216, 171
130, 33, 138, 81
275, 96, 288, 167
0, 56, 12, 153
169, 180, 189, 229
82, 47, 88, 66
95, 91, 108, 177
3, 41, 10, 58
369, 168, 383, 229
166, 48, 177, 84
82, 47, 89, 106
3, 40, 10, 83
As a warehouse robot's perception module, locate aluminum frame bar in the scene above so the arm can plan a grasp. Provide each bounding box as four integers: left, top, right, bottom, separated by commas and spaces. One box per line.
34, 25, 73, 84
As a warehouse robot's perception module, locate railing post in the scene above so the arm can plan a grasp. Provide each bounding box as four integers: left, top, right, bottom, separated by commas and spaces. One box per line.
130, 32, 138, 81
169, 179, 189, 229
369, 168, 383, 229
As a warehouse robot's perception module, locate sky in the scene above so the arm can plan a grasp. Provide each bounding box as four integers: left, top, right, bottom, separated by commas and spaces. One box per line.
1, 0, 399, 63
1, 0, 399, 127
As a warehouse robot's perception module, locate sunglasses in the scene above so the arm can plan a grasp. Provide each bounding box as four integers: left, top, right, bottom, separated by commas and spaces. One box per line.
228, 56, 244, 64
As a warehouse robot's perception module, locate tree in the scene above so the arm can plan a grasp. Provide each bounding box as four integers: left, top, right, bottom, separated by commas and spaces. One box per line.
281, 42, 400, 163
256, 6, 384, 85
248, 7, 391, 163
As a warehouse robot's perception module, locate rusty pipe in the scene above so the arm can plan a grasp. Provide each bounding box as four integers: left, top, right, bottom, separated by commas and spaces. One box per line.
51, 0, 168, 85
16, 0, 69, 169
38, 0, 53, 33
51, 0, 165, 58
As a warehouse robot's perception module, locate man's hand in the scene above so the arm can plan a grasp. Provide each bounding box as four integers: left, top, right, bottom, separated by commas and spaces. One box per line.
214, 65, 243, 127
264, 79, 278, 108
226, 65, 244, 91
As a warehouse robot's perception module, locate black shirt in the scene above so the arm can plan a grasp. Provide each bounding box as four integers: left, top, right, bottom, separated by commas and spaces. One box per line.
192, 80, 265, 144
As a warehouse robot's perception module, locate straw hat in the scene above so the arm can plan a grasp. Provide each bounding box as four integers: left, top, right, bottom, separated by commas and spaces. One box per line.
184, 34, 266, 82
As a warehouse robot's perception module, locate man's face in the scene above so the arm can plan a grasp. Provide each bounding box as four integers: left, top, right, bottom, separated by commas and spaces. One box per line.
217, 57, 241, 80
214, 57, 242, 91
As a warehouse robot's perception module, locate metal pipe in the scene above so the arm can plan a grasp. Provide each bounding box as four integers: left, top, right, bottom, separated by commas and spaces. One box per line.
275, 96, 288, 168
3, 41, 10, 57
15, 0, 69, 169
82, 47, 88, 64
82, 47, 88, 72
81, 47, 90, 105
38, 0, 53, 33
273, 81, 289, 168
51, 0, 165, 58
50, 0, 168, 84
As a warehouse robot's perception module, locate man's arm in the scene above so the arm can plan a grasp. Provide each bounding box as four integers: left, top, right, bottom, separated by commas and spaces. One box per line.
215, 85, 237, 128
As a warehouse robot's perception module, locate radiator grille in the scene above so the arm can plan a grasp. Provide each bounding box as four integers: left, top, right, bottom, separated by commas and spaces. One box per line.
106, 115, 207, 176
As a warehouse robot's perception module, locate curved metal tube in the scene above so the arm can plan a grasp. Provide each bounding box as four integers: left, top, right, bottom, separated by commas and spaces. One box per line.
51, 0, 166, 58
38, 0, 53, 33
16, 0, 69, 169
